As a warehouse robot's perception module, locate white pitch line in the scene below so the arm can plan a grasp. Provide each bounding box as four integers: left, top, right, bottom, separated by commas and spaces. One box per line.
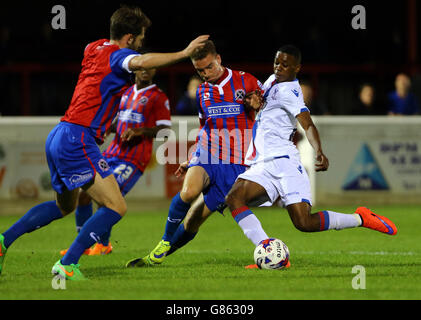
297, 251, 418, 256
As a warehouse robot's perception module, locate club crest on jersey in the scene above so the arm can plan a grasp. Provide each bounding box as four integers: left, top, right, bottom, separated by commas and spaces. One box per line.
235, 89, 246, 102
140, 96, 149, 105
189, 156, 199, 165
98, 159, 110, 172
203, 92, 210, 101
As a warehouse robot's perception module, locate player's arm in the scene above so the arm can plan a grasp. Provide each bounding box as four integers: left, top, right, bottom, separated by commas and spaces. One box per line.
296, 111, 329, 172
103, 113, 119, 140
121, 125, 170, 142
243, 75, 264, 111
128, 35, 209, 71
244, 90, 263, 111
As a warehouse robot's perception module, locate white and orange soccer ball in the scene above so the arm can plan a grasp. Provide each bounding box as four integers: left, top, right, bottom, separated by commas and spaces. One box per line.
254, 238, 290, 270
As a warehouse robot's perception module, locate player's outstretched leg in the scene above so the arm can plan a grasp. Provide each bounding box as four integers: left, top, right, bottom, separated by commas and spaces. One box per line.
2, 201, 64, 249
0, 197, 75, 276
288, 203, 397, 235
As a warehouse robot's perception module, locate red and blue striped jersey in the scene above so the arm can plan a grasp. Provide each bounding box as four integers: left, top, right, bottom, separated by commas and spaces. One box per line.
103, 84, 171, 172
194, 68, 262, 165
61, 39, 140, 144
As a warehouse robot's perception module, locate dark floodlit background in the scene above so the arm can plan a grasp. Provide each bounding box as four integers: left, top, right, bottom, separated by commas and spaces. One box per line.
0, 0, 419, 116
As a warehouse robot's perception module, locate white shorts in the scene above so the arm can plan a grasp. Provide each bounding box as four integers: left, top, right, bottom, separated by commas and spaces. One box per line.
237, 155, 312, 207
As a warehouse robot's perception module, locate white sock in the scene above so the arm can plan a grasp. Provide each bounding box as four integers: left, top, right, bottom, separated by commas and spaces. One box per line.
232, 207, 268, 246
320, 210, 362, 231
238, 214, 269, 245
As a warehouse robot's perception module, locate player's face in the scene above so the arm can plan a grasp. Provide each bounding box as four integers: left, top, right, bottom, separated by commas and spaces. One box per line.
273, 51, 301, 82
136, 68, 156, 82
192, 53, 224, 83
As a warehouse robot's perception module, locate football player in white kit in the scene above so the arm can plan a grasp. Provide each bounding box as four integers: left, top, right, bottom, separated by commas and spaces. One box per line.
225, 45, 397, 268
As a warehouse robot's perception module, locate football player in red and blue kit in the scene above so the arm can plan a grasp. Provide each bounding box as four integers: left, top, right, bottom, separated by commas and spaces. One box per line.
0, 6, 209, 280
60, 67, 171, 256
126, 40, 264, 267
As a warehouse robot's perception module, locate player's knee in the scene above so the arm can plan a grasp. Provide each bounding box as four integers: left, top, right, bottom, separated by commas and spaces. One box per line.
225, 190, 242, 210
103, 197, 127, 217
115, 200, 127, 216
180, 188, 200, 204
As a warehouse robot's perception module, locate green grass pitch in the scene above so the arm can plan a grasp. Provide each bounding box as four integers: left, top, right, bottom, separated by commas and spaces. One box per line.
0, 204, 420, 300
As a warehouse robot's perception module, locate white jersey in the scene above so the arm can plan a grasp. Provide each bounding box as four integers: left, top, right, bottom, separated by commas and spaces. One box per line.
244, 74, 309, 165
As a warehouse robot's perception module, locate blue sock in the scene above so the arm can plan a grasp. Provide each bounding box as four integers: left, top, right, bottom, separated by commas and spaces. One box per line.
61, 207, 121, 265
99, 229, 111, 245
162, 192, 191, 242
2, 201, 62, 248
166, 224, 197, 256
75, 203, 93, 233
76, 203, 111, 245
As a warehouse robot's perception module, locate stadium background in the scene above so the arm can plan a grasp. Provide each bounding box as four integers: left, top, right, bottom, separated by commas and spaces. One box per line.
0, 0, 420, 211
0, 0, 420, 116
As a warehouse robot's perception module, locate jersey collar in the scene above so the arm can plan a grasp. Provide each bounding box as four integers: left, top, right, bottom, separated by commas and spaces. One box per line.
134, 83, 156, 95
207, 68, 232, 96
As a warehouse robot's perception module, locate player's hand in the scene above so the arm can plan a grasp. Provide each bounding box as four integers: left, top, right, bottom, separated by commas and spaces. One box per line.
103, 128, 113, 140
121, 128, 144, 142
244, 90, 263, 110
175, 161, 189, 178
315, 152, 329, 172
183, 35, 210, 58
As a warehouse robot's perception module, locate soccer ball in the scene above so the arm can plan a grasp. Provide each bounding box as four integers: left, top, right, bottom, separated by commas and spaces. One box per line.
254, 238, 289, 270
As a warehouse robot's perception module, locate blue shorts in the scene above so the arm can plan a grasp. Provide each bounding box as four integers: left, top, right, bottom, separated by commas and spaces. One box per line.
189, 160, 247, 213
105, 157, 143, 196
45, 122, 114, 194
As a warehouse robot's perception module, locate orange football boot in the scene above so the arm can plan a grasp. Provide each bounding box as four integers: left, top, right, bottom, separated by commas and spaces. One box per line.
88, 242, 113, 255
355, 207, 397, 235
245, 260, 291, 269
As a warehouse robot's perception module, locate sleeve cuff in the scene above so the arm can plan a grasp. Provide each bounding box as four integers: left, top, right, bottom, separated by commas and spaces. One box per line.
122, 54, 141, 73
